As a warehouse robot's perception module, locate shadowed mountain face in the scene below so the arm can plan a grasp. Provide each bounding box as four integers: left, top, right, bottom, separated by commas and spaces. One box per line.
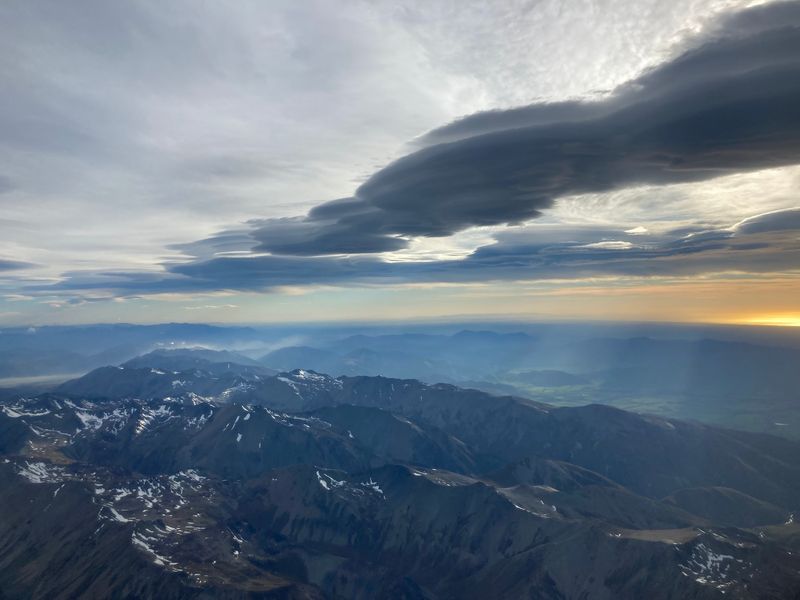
1, 356, 799, 599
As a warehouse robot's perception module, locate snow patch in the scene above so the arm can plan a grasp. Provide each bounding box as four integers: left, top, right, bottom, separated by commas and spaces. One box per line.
680, 541, 745, 591
75, 410, 105, 430
17, 461, 64, 484
3, 406, 50, 418
131, 531, 177, 569
316, 470, 346, 491
104, 505, 130, 523
360, 477, 384, 497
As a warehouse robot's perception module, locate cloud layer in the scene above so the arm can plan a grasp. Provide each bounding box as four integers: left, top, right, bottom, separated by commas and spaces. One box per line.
246, 1, 800, 257
35, 206, 800, 297
4, 0, 800, 314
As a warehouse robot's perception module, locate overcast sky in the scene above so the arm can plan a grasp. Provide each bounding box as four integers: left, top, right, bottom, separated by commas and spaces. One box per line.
1, 0, 799, 326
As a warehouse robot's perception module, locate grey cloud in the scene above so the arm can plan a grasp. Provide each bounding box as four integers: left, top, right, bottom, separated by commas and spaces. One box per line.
39, 207, 800, 297
0, 259, 35, 272
0, 175, 14, 194
250, 213, 408, 256
169, 229, 258, 262
421, 1, 800, 147
735, 208, 800, 234
251, 1, 800, 257
451, 207, 800, 280
714, 0, 800, 36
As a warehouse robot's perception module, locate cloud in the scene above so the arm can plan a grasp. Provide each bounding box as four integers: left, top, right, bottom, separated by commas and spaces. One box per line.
452, 208, 800, 280
250, 212, 409, 256
0, 259, 35, 272
183, 304, 238, 311
35, 207, 800, 298
12, 1, 800, 304
1, 0, 522, 282
249, 0, 800, 256
735, 207, 800, 234
0, 175, 14, 194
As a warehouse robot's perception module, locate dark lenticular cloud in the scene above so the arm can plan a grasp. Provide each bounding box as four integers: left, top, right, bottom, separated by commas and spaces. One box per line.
250, 0, 800, 257
735, 207, 800, 234
41, 206, 800, 296
185, 207, 800, 288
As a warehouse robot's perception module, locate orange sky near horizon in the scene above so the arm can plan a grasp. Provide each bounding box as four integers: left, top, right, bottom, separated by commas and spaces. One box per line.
3, 274, 798, 328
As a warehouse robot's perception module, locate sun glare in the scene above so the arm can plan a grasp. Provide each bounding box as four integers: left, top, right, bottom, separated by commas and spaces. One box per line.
741, 314, 800, 327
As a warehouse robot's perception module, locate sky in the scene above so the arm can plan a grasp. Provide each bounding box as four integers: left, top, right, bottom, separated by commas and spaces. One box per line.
1, 0, 799, 326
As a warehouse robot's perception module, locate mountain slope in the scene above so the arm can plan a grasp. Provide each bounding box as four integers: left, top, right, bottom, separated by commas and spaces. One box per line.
2, 365, 800, 598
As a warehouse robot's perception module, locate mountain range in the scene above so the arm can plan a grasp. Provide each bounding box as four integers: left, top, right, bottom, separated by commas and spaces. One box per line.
1, 349, 799, 598
4, 324, 800, 441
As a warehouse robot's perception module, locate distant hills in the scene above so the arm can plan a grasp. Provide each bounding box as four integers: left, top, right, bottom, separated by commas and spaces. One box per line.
261, 331, 800, 400
258, 330, 800, 438
124, 347, 265, 370
0, 323, 265, 379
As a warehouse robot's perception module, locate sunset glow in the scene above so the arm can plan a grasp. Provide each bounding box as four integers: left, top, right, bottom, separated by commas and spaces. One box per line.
740, 314, 800, 327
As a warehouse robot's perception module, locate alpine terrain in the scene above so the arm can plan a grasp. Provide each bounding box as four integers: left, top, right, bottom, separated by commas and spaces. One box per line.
1, 351, 798, 599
